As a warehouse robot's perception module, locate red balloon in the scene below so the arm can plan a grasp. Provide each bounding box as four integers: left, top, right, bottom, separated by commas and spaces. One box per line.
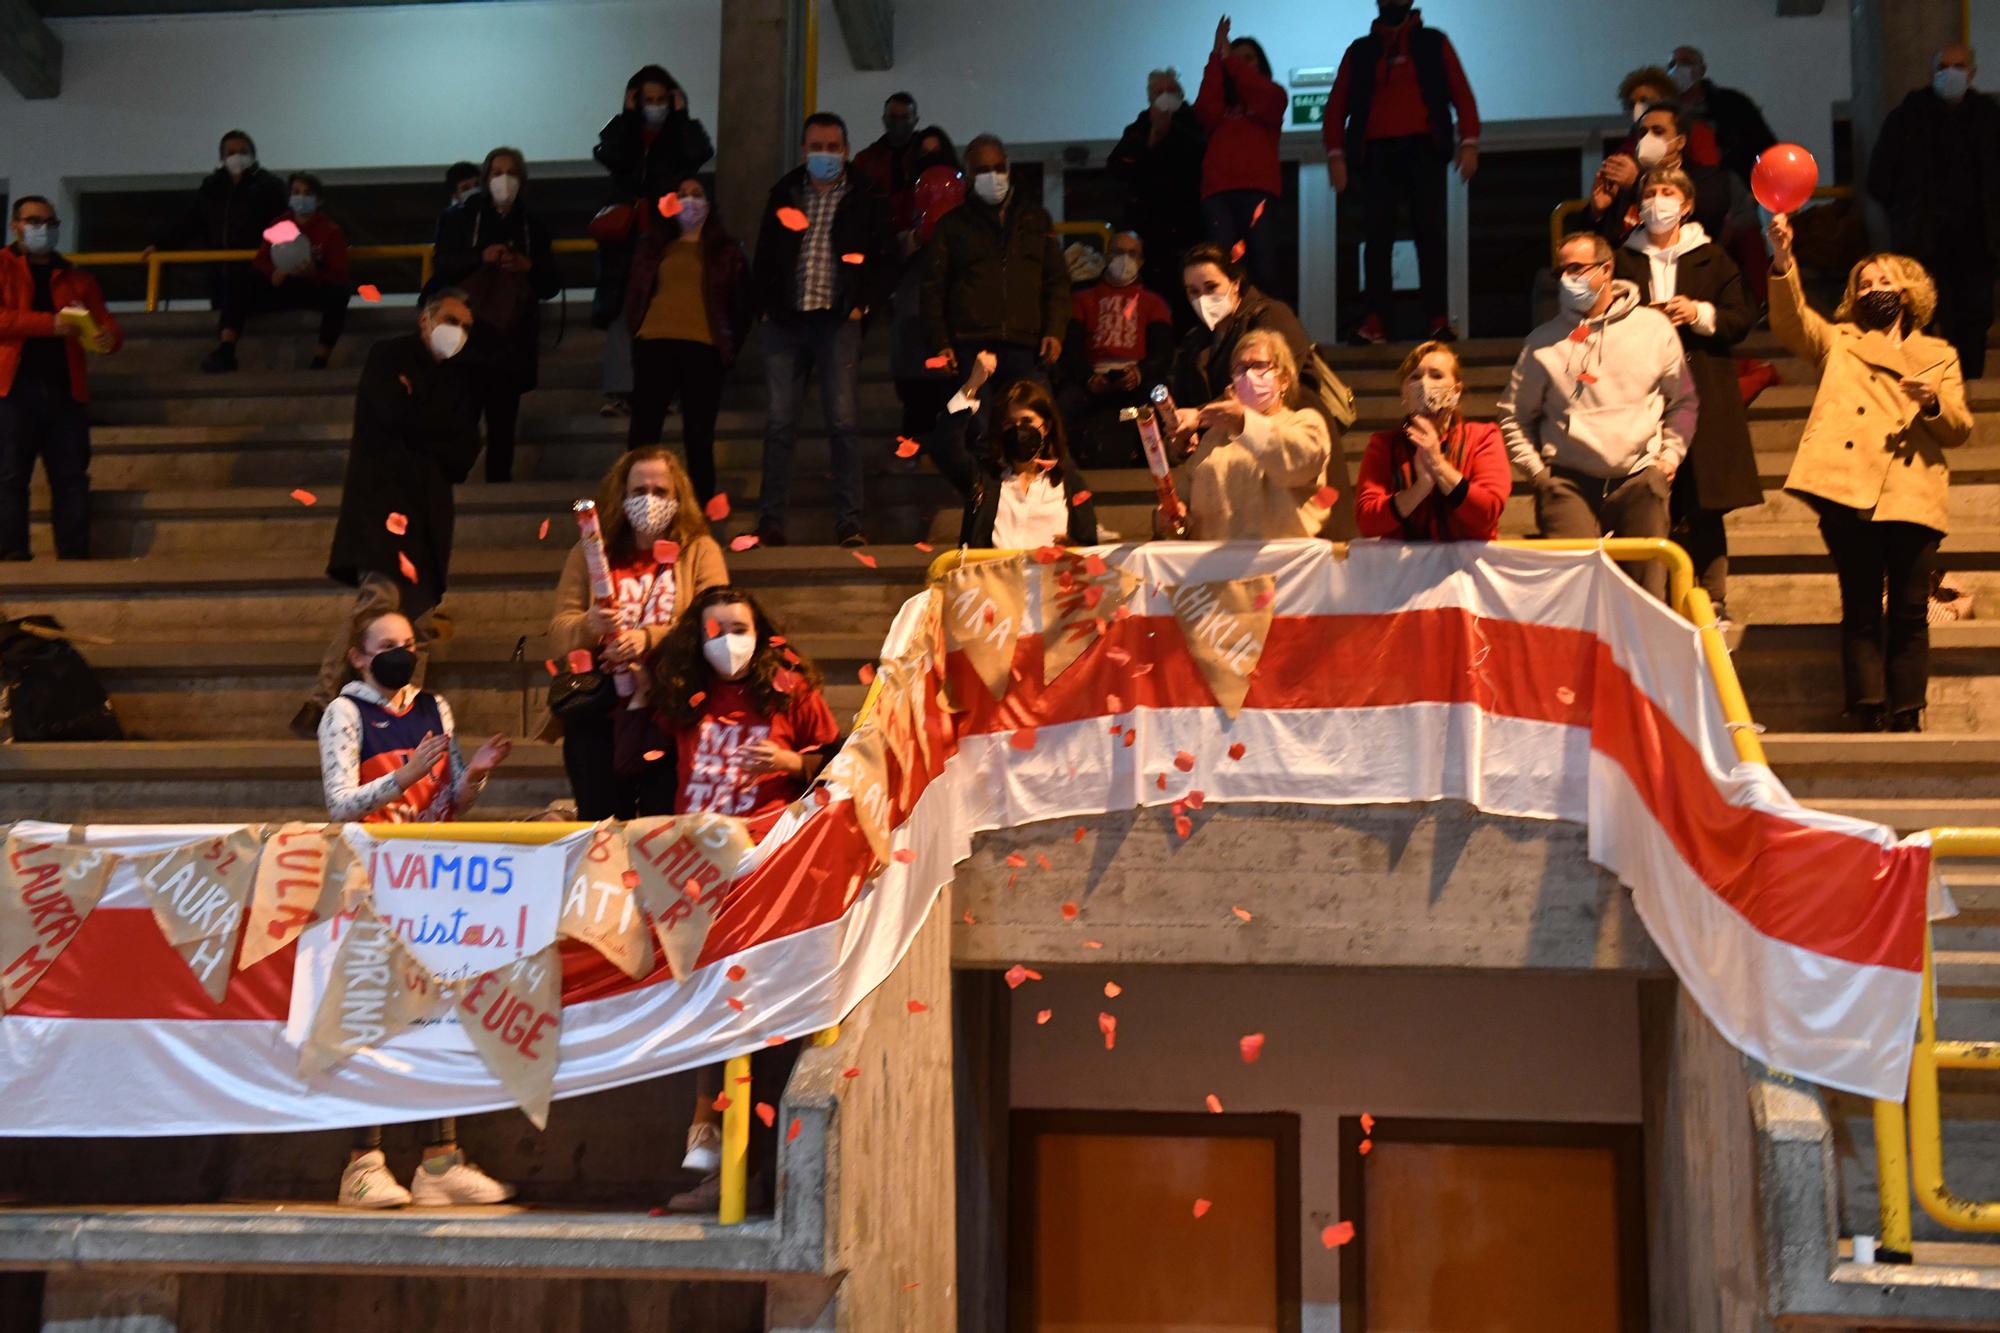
1751, 143, 1819, 216
913, 165, 966, 243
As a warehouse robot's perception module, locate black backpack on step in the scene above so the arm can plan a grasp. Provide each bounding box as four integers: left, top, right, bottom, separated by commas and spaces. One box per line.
0, 616, 123, 742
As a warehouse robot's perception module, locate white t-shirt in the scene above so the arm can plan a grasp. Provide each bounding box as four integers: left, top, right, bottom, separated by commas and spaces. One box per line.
992, 472, 1070, 549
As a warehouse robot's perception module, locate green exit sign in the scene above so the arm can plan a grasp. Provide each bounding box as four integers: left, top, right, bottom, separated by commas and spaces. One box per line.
1291, 90, 1329, 127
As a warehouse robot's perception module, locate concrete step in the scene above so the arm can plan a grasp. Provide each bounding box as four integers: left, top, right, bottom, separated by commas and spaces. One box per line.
1807, 798, 2000, 835
1731, 623, 2000, 733
1763, 734, 2000, 801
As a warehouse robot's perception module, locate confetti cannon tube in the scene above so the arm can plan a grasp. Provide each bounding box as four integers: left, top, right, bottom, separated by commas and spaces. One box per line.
1132, 406, 1186, 532
574, 500, 635, 696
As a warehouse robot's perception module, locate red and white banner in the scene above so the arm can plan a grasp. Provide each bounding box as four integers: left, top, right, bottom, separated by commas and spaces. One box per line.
0, 541, 1941, 1133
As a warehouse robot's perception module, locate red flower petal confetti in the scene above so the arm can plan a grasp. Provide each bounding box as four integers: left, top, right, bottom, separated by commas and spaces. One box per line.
892, 847, 915, 863
1175, 814, 1193, 839
1103, 981, 1122, 998
914, 541, 934, 552
289, 488, 317, 506
1205, 1093, 1224, 1113
1098, 1011, 1117, 1049
840, 252, 866, 265
1186, 790, 1206, 809
642, 749, 666, 762
1174, 750, 1196, 772
397, 551, 418, 582
726, 964, 746, 981
1011, 727, 1037, 750
712, 1093, 731, 1111
1005, 852, 1027, 869
1155, 774, 1167, 791
756, 1102, 776, 1128
1313, 485, 1340, 510
705, 492, 731, 521
1122, 730, 1136, 749
654, 539, 681, 564
1360, 1112, 1375, 1134
620, 869, 640, 889
1082, 939, 1103, 949
1321, 1221, 1355, 1249
1568, 323, 1591, 343
1030, 545, 1063, 564
859, 663, 877, 686
851, 550, 878, 568
923, 354, 951, 369
357, 284, 381, 303
567, 649, 594, 673
1228, 742, 1247, 761
1239, 1033, 1266, 1064
1070, 489, 1093, 507
787, 1118, 802, 1142
812, 786, 831, 807
1035, 852, 1053, 871
1229, 239, 1246, 263
545, 659, 559, 677
1556, 685, 1577, 705
729, 533, 761, 552
1060, 901, 1079, 921
1359, 1140, 1373, 1156
385, 511, 408, 536
1577, 371, 1599, 385
689, 690, 705, 708
1231, 905, 1253, 922
538, 518, 551, 540
841, 1067, 861, 1080
1193, 1198, 1213, 1218
894, 435, 921, 459
776, 206, 810, 232
1004, 964, 1043, 989
1073, 826, 1087, 843
907, 999, 929, 1013
726, 997, 746, 1012
657, 193, 682, 218
1036, 1008, 1053, 1025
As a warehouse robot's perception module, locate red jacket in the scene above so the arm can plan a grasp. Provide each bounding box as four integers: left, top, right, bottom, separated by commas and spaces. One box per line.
0, 247, 122, 404
1356, 419, 1510, 541
1193, 50, 1287, 198
253, 210, 350, 286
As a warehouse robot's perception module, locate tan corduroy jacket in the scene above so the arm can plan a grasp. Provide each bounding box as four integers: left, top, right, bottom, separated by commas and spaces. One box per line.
537, 533, 729, 738
1770, 264, 1972, 532
1174, 403, 1335, 541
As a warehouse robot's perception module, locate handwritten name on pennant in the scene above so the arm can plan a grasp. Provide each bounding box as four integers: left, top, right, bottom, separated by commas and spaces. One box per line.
1167, 574, 1276, 718
137, 826, 264, 1003
0, 831, 116, 1013
623, 814, 754, 981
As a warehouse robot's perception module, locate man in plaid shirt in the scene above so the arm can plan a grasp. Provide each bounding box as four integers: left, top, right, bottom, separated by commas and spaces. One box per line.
750, 112, 893, 547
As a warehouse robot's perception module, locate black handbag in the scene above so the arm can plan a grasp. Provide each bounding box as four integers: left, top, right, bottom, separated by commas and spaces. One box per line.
547, 667, 617, 724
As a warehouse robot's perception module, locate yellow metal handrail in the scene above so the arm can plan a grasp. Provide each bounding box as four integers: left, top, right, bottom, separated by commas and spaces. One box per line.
64, 240, 596, 312
1548, 183, 1856, 263
1054, 220, 1116, 249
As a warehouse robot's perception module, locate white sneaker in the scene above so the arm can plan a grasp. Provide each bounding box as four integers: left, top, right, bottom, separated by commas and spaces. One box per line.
337, 1149, 411, 1209
407, 1151, 516, 1206
682, 1121, 722, 1173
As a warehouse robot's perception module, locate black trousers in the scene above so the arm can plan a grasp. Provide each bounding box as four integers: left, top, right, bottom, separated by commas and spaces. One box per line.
1670, 464, 1730, 611
630, 338, 725, 502
0, 379, 91, 559
478, 376, 524, 483
219, 275, 352, 349
1359, 135, 1450, 323
893, 376, 955, 442
1813, 500, 1939, 717
561, 711, 677, 821
1922, 231, 1995, 379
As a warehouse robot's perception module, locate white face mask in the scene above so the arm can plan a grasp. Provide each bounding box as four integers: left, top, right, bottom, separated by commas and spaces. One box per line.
702, 629, 757, 680
1153, 92, 1184, 114
487, 173, 520, 206
427, 321, 468, 360
675, 195, 709, 231
973, 169, 1010, 205
1642, 196, 1685, 235
1935, 67, 1972, 101
1402, 376, 1461, 417
1559, 271, 1602, 314
642, 103, 670, 127
1106, 253, 1140, 286
1232, 366, 1281, 414
223, 153, 255, 176
1634, 132, 1671, 168
1194, 289, 1237, 330
623, 492, 679, 539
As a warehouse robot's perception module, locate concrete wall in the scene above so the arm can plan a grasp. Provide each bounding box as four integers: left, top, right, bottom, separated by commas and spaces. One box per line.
1007, 966, 1644, 1332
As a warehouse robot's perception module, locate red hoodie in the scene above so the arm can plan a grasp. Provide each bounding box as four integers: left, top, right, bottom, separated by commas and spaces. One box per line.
1193, 50, 1287, 198
0, 248, 123, 403
253, 209, 350, 286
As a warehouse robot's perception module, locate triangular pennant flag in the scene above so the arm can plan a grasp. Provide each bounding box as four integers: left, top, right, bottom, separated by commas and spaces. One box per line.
822, 725, 894, 871
556, 822, 652, 980
1039, 555, 1140, 683
298, 905, 442, 1076
242, 824, 358, 970
1167, 574, 1277, 718
940, 556, 1028, 704
871, 655, 938, 811
136, 826, 264, 1003
623, 814, 755, 981
455, 945, 563, 1129
0, 830, 116, 1013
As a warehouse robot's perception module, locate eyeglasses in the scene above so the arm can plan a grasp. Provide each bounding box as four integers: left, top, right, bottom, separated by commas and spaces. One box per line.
15, 214, 57, 226
1552, 260, 1608, 279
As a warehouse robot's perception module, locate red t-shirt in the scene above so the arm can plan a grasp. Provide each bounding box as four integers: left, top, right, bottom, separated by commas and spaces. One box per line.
605, 551, 680, 632
673, 682, 841, 832
1072, 282, 1171, 367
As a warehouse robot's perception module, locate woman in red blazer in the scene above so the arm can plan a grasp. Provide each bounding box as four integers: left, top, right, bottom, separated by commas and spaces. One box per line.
1356, 340, 1510, 541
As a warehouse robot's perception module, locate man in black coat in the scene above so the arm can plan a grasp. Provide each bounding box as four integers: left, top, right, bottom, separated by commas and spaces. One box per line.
1107, 68, 1207, 326
292, 291, 483, 736
1867, 43, 2000, 377
149, 129, 289, 373
1667, 47, 1778, 187
750, 112, 894, 547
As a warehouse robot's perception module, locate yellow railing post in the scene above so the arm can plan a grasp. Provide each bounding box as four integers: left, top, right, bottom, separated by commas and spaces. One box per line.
1873, 1094, 1915, 1262
717, 1052, 753, 1225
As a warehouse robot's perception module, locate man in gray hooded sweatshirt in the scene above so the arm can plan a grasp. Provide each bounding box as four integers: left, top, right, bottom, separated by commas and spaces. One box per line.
1499, 230, 1698, 599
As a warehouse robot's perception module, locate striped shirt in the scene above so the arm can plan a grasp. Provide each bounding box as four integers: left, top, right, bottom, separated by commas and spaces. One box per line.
796, 176, 848, 312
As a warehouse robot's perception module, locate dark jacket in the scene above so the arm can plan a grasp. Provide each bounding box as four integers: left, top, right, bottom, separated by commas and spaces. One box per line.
430, 199, 562, 385
852, 134, 926, 235
1108, 106, 1207, 250
622, 216, 753, 368
1614, 236, 1760, 513
1690, 79, 1778, 186
593, 105, 715, 202
326, 333, 485, 615
750, 168, 895, 323
959, 449, 1100, 548
922, 196, 1069, 351
0, 248, 124, 403
155, 166, 290, 251
1325, 19, 1473, 163
1866, 85, 2000, 259
1170, 285, 1314, 408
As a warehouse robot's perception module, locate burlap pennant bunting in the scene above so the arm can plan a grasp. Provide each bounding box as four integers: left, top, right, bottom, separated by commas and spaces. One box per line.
298, 905, 443, 1077
0, 830, 117, 1013
1039, 554, 1141, 683
623, 814, 755, 981
241, 824, 361, 970
455, 945, 563, 1129
870, 656, 938, 811
940, 556, 1028, 705
557, 822, 653, 981
136, 826, 265, 1003
1167, 574, 1277, 718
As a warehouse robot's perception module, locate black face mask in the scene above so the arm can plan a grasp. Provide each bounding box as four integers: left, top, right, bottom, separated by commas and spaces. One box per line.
1000, 422, 1052, 466
1854, 289, 1904, 331
369, 647, 418, 691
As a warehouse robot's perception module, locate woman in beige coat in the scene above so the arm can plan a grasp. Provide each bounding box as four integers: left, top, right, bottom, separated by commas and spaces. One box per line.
1767, 213, 1973, 731
1163, 328, 1335, 540
546, 447, 728, 815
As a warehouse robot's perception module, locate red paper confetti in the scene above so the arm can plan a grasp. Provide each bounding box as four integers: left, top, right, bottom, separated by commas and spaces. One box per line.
1193, 1198, 1213, 1218
729, 533, 761, 552
1173, 750, 1196, 772
1175, 814, 1193, 839
1360, 1112, 1375, 1134
711, 1093, 731, 1111
1240, 1032, 1265, 1063
859, 663, 877, 686
841, 1067, 861, 1080
1577, 371, 1599, 385
1005, 853, 1027, 869
1568, 323, 1591, 343
1033, 852, 1052, 872
385, 511, 408, 536
1253, 587, 1275, 610
1205, 1093, 1224, 1113
1313, 484, 1340, 509
728, 996, 752, 1012
1228, 742, 1247, 761
1073, 827, 1087, 843
726, 964, 746, 981
397, 551, 418, 582
1359, 1140, 1373, 1156
1231, 905, 1253, 922
620, 869, 640, 889
544, 659, 560, 676
1083, 553, 1109, 576
1030, 545, 1063, 564
567, 649, 594, 673
690, 690, 706, 707
1083, 939, 1103, 949
1229, 239, 1246, 263
1122, 731, 1136, 749
907, 999, 929, 1013
357, 284, 381, 303
892, 848, 915, 864
705, 492, 731, 521
812, 786, 831, 807
776, 207, 810, 232
1103, 981, 1122, 998
924, 354, 951, 369
840, 252, 866, 265
653, 539, 681, 564
658, 194, 682, 218
1098, 1012, 1117, 1049
787, 1118, 802, 1142
894, 435, 921, 459
1186, 790, 1205, 809
642, 749, 666, 762
1011, 727, 1038, 750
914, 541, 934, 552
755, 1102, 776, 1128
1070, 489, 1093, 507
1155, 773, 1168, 791
289, 488, 317, 506
1036, 1008, 1052, 1025
537, 518, 550, 540
851, 550, 878, 568
1321, 1221, 1355, 1249
1251, 198, 1267, 226
1060, 901, 1079, 921
1004, 964, 1043, 989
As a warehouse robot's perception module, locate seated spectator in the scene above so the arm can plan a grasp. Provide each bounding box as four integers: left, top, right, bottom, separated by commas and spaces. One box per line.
545, 446, 728, 820
852, 91, 926, 236
944, 353, 1099, 548
1169, 242, 1312, 411
624, 178, 751, 503
1062, 230, 1173, 465
1193, 15, 1285, 299
151, 130, 289, 373
1108, 68, 1206, 323
1166, 327, 1332, 540
319, 607, 513, 1209
445, 161, 482, 211
1614, 168, 1758, 625
0, 196, 122, 562
1667, 46, 1777, 187
922, 133, 1068, 392
616, 586, 839, 1214
1767, 212, 1972, 731
1589, 104, 1753, 249
294, 290, 482, 737
214, 173, 353, 371
1498, 231, 1697, 600
1356, 340, 1508, 541
431, 147, 561, 484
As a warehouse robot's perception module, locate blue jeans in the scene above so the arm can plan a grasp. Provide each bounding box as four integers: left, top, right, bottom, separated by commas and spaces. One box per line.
761, 312, 863, 533
1202, 189, 1278, 297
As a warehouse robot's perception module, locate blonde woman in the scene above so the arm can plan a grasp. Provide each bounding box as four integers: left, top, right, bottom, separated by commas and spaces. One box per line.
1768, 212, 1973, 731
1164, 327, 1334, 540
